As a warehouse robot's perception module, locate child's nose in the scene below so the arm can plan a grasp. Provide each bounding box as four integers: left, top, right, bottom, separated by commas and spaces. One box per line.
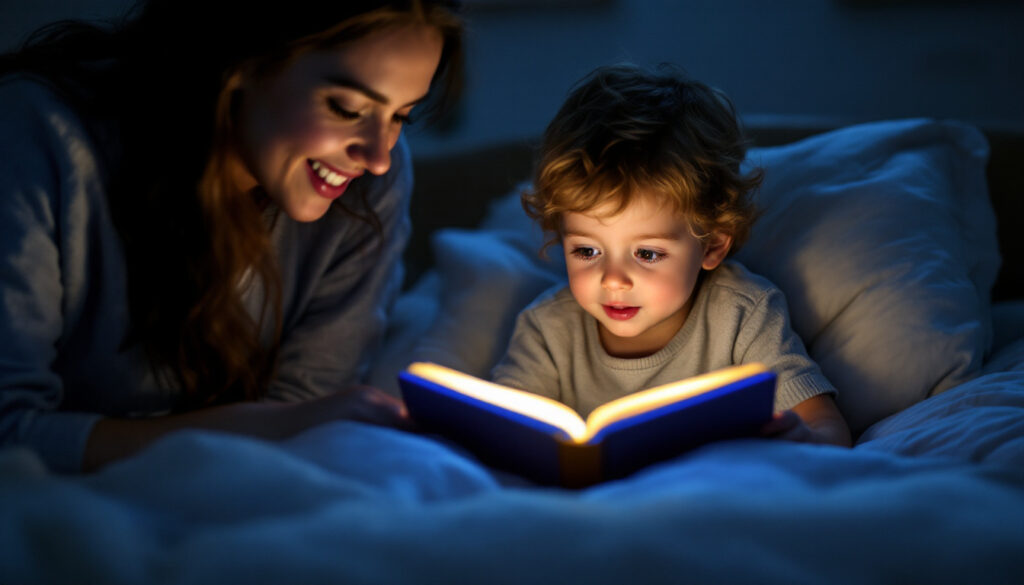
601, 262, 633, 290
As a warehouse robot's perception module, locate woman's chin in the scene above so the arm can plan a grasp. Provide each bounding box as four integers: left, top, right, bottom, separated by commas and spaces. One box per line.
282, 198, 332, 223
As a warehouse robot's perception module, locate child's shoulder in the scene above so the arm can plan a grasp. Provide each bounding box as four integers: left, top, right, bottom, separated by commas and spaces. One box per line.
704, 260, 784, 307
515, 283, 587, 327
522, 283, 578, 314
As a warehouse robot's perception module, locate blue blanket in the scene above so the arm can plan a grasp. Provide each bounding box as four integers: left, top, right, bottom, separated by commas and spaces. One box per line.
3, 340, 1023, 584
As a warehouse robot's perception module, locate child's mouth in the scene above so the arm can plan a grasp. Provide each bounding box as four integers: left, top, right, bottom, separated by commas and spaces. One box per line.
603, 304, 639, 321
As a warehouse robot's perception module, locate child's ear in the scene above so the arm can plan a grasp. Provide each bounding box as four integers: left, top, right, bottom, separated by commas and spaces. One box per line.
701, 231, 733, 270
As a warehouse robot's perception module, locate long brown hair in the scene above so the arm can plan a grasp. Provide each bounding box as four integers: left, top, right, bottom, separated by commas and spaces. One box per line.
1, 0, 463, 407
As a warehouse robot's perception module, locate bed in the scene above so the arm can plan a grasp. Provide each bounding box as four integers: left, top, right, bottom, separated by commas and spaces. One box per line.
2, 118, 1023, 583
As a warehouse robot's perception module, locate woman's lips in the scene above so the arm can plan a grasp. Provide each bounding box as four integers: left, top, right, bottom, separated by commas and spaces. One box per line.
603, 304, 639, 320
306, 159, 359, 200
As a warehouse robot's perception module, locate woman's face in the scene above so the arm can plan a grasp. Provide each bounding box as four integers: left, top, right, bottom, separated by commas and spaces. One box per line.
233, 23, 443, 222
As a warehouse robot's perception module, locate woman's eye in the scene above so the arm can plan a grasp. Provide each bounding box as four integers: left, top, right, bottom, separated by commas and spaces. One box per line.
327, 98, 360, 120
393, 113, 415, 126
571, 247, 600, 261
635, 248, 664, 263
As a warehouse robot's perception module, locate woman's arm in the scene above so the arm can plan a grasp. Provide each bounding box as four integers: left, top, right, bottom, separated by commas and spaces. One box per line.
82, 385, 409, 471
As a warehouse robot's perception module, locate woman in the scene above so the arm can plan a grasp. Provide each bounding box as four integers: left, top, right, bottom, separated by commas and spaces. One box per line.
0, 0, 463, 472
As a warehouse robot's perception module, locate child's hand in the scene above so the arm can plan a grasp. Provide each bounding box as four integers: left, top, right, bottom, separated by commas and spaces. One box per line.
761, 410, 815, 443
761, 395, 852, 447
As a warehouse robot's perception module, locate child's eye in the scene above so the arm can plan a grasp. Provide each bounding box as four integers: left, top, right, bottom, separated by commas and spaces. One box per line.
571, 247, 600, 261
327, 98, 360, 120
635, 248, 665, 263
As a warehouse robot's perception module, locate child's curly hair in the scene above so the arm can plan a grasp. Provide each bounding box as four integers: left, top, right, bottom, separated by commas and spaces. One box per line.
524, 63, 762, 253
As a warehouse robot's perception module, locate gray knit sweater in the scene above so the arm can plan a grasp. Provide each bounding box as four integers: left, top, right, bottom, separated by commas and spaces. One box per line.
492, 261, 836, 418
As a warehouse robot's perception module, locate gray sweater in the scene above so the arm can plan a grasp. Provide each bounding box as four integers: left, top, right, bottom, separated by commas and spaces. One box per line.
0, 77, 411, 472
491, 261, 836, 417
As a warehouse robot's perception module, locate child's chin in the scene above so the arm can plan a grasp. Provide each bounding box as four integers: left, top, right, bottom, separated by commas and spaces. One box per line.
598, 320, 645, 339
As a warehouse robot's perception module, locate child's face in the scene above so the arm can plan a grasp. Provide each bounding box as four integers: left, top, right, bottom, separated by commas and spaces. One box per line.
231, 24, 443, 222
562, 196, 732, 358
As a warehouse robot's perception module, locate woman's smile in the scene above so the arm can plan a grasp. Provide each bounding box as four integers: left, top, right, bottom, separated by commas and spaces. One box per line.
306, 159, 360, 199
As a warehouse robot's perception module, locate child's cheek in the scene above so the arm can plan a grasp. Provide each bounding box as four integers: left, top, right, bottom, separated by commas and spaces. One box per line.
566, 265, 595, 305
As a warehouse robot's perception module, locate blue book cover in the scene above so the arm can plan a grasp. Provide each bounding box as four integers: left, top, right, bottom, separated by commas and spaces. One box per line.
399, 362, 776, 487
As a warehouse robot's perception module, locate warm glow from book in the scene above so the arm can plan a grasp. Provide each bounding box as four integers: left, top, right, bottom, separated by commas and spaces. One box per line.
404, 362, 770, 444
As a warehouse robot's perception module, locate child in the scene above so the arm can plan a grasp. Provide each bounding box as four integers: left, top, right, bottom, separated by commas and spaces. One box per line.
491, 64, 850, 447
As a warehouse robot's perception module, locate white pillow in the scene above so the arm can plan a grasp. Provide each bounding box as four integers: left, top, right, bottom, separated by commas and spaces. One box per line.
409, 227, 563, 379
368, 193, 563, 392
367, 272, 442, 395
735, 119, 999, 434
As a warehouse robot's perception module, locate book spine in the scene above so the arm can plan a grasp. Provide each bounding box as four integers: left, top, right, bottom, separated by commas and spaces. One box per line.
557, 442, 603, 489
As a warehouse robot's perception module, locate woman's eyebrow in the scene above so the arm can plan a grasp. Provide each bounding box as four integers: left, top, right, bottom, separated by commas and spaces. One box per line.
323, 74, 428, 107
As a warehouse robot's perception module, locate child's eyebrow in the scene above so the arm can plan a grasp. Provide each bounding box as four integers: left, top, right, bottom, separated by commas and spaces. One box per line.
563, 229, 684, 242
562, 230, 591, 238
563, 229, 683, 240
633, 232, 683, 241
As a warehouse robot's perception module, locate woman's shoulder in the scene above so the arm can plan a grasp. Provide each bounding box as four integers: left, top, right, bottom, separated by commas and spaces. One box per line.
0, 74, 98, 158
0, 74, 53, 97
0, 74, 113, 212
0, 74, 77, 121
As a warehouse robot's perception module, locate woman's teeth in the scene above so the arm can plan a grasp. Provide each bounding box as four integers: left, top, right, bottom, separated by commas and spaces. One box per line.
310, 160, 348, 187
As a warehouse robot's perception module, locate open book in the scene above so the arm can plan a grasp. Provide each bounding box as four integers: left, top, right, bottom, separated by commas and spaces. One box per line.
398, 362, 777, 488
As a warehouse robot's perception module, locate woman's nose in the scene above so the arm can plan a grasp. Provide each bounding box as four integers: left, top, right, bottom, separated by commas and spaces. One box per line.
347, 123, 392, 176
